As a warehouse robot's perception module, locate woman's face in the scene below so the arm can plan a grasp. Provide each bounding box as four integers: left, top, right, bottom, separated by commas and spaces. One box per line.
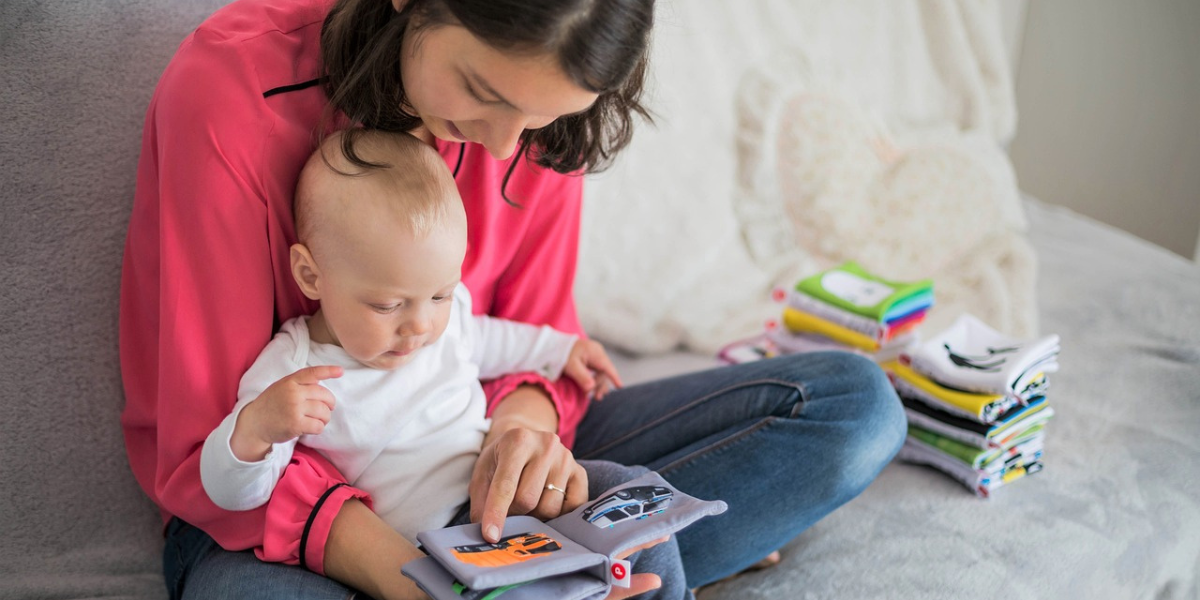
399, 23, 600, 160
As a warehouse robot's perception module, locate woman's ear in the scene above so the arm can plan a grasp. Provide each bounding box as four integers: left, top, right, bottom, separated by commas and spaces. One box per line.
290, 243, 322, 300
391, 0, 406, 13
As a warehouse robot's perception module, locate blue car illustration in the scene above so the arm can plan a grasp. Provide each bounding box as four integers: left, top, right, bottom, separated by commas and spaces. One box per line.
582, 485, 673, 528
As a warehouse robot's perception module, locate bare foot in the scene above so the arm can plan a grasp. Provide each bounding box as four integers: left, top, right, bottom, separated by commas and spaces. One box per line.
744, 550, 781, 571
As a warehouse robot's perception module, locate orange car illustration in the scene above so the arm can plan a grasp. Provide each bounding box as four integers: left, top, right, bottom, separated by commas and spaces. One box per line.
451, 532, 562, 568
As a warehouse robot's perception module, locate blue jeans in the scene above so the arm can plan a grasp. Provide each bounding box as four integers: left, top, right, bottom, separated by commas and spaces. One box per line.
573, 352, 907, 588
164, 462, 689, 599
163, 352, 904, 598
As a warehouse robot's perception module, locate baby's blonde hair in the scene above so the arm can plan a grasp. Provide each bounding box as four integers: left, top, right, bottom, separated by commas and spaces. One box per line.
294, 130, 461, 250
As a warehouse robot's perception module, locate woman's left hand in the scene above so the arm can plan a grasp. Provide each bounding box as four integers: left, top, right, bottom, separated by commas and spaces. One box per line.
469, 386, 589, 543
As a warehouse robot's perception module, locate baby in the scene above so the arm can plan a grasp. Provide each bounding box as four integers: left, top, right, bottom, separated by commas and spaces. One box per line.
200, 130, 621, 543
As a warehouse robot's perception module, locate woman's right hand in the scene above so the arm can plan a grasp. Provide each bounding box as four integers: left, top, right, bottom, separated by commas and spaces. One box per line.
469, 424, 590, 542
469, 383, 589, 543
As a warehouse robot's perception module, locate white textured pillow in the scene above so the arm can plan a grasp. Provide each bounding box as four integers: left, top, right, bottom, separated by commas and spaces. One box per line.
734, 53, 1038, 338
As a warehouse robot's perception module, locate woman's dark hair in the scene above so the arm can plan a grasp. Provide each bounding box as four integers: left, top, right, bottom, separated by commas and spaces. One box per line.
320, 0, 654, 203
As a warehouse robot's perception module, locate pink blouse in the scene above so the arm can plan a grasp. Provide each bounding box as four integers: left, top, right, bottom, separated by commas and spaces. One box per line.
120, 0, 589, 575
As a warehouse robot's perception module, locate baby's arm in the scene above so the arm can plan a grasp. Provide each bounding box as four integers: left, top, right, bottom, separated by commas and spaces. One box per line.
460, 285, 623, 397
470, 314, 622, 399
200, 334, 342, 512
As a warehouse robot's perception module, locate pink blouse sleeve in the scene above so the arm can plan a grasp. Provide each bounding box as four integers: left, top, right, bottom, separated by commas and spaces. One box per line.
119, 29, 367, 575
478, 168, 591, 447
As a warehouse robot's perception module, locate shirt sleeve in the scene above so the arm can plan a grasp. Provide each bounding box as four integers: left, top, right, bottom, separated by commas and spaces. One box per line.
467, 315, 579, 382
200, 331, 304, 512
477, 166, 591, 447
119, 30, 367, 575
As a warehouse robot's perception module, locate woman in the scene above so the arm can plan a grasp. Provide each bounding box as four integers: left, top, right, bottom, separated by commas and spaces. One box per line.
120, 0, 907, 598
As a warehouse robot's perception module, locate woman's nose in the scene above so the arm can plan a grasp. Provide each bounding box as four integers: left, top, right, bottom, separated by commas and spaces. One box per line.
480, 113, 527, 160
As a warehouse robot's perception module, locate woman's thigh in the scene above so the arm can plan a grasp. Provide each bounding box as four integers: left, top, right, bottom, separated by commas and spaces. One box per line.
164, 518, 360, 600
572, 352, 907, 587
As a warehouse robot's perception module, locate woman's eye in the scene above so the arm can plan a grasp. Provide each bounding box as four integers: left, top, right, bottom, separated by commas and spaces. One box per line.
465, 81, 499, 105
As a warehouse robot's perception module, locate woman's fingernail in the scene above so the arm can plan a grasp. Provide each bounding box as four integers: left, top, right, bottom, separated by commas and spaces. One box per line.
486, 525, 500, 541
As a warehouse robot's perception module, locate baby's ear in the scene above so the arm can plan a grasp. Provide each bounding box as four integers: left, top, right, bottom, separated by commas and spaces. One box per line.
290, 243, 321, 300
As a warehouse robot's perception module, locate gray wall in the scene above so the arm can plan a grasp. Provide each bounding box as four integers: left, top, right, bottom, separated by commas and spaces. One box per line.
1010, 0, 1200, 261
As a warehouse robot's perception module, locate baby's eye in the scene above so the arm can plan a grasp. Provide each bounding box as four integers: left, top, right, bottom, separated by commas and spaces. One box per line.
432, 295, 450, 303
370, 303, 400, 314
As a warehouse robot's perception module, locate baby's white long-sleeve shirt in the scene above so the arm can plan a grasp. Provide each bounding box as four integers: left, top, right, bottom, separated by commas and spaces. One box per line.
200, 284, 578, 542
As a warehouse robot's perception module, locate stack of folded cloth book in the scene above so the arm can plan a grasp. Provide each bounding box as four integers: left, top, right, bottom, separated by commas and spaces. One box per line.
718, 261, 934, 364
883, 314, 1060, 498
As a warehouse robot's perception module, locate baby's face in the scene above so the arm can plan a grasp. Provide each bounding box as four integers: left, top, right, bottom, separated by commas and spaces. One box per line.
315, 219, 466, 371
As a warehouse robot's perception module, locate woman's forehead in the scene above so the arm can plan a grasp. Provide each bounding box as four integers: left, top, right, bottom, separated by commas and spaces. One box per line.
429, 25, 599, 118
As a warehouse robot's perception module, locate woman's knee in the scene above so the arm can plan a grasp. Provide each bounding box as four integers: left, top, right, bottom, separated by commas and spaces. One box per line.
826, 354, 906, 496
776, 352, 906, 496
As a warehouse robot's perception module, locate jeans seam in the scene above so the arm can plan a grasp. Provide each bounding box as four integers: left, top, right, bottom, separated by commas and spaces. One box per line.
577, 377, 807, 460
657, 416, 775, 477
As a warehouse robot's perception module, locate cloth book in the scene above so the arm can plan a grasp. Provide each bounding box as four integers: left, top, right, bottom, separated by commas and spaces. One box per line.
781, 307, 880, 351
882, 360, 1020, 424
901, 395, 1054, 449
907, 424, 1046, 471
715, 329, 916, 366
782, 289, 927, 343
897, 433, 1044, 498
907, 313, 1060, 395
793, 261, 933, 322
402, 472, 727, 600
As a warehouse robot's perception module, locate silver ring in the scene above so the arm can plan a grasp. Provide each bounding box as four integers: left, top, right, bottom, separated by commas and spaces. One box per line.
545, 483, 566, 495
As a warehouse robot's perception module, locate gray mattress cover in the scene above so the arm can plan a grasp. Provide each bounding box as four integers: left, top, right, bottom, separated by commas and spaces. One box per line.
622, 199, 1200, 600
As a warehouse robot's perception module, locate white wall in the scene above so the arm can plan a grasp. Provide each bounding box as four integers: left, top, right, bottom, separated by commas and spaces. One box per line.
1009, 0, 1200, 260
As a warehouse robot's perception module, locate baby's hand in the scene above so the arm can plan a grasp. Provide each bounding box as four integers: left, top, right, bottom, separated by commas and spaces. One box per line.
231, 365, 342, 461
563, 339, 623, 400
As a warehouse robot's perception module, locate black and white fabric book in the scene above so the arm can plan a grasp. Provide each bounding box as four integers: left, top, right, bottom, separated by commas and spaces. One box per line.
402, 471, 727, 600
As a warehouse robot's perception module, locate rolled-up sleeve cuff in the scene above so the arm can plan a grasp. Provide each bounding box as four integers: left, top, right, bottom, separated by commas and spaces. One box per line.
257, 455, 372, 576
482, 373, 579, 444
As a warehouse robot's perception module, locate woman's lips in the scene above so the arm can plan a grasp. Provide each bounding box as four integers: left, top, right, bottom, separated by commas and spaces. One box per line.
445, 121, 469, 142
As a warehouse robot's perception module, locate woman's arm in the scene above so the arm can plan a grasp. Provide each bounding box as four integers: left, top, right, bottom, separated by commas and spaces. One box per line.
119, 28, 369, 575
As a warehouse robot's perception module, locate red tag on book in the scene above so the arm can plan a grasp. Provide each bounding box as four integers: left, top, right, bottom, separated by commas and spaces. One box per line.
610, 559, 631, 588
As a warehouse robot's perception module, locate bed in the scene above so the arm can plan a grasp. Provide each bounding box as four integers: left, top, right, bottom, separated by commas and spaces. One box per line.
2, 0, 1197, 598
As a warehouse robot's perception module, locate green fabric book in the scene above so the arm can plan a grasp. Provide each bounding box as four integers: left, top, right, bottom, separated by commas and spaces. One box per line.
795, 262, 933, 322
908, 423, 1046, 469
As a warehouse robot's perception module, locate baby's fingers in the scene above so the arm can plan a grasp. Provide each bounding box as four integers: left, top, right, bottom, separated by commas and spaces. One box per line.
291, 365, 344, 385
300, 416, 329, 436
587, 348, 623, 390
563, 360, 597, 393
593, 375, 614, 400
